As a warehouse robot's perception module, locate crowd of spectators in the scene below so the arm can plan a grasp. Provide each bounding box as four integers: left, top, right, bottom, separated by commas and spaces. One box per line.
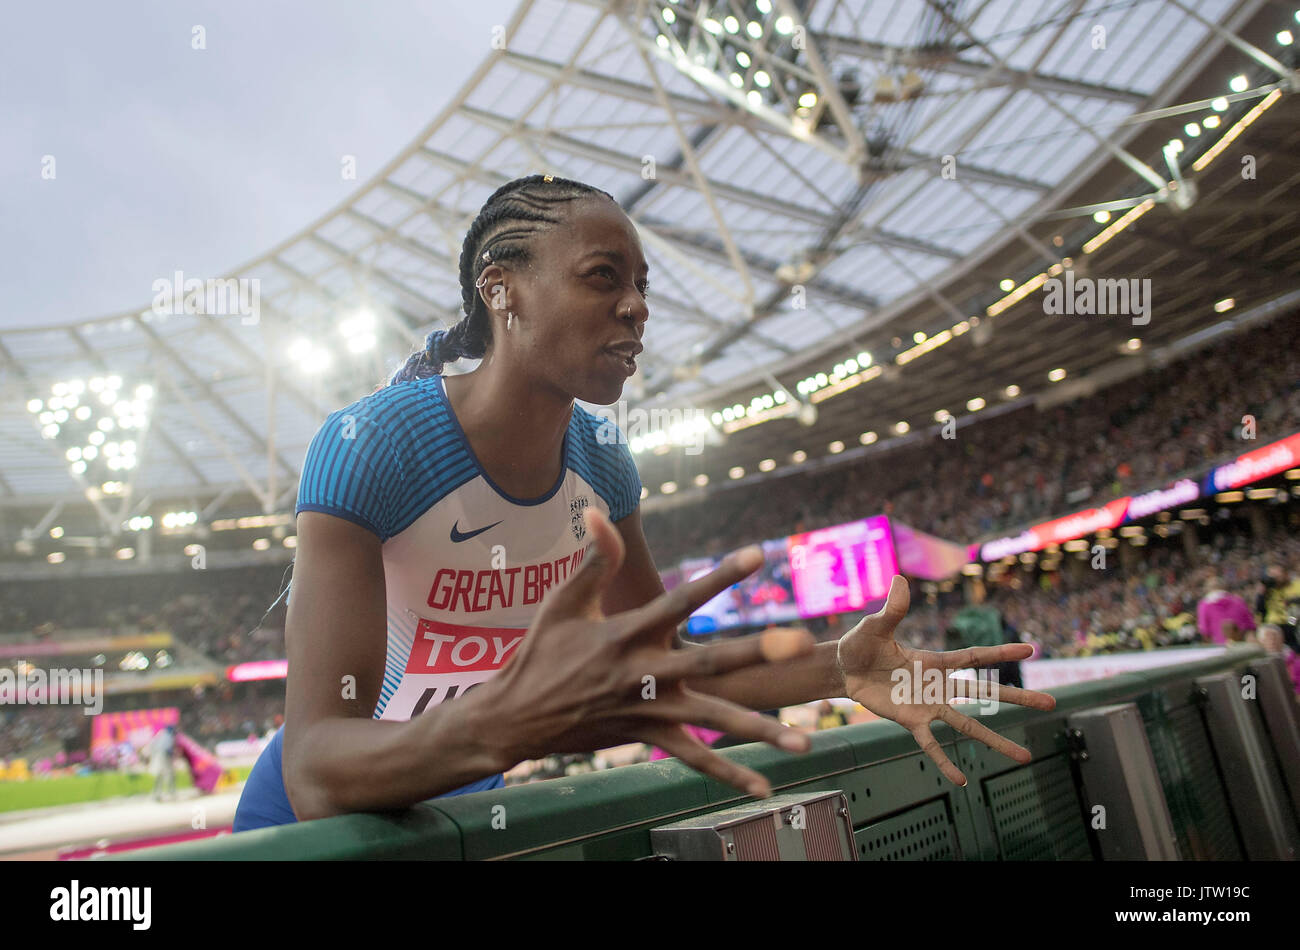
642, 314, 1300, 566
896, 526, 1300, 660
0, 566, 287, 666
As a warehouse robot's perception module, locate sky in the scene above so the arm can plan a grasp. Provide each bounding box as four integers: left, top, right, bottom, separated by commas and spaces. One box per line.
0, 0, 520, 330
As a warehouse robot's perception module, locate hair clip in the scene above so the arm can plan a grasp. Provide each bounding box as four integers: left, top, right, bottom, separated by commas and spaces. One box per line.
481, 249, 491, 262
543, 175, 553, 182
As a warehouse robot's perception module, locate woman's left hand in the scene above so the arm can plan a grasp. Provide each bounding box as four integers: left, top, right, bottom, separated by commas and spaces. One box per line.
835, 576, 1056, 786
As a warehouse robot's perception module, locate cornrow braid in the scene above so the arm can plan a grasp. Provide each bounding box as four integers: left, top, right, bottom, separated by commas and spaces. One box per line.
387, 174, 616, 386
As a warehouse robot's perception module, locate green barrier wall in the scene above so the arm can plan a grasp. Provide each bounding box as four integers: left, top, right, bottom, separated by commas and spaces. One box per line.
122, 648, 1296, 860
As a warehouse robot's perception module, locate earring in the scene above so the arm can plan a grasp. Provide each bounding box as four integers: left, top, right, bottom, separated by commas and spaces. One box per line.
507, 311, 514, 331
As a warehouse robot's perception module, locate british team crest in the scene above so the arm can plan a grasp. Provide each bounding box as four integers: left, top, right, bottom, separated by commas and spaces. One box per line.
570, 495, 589, 541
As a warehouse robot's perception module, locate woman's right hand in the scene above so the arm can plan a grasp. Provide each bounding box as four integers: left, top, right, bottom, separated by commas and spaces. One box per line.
477, 506, 816, 798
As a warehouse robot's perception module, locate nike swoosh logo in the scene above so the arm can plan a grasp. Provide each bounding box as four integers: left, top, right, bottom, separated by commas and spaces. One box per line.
450, 519, 503, 543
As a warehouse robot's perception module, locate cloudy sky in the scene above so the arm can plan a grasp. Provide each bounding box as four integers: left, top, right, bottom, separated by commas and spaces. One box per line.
0, 0, 519, 330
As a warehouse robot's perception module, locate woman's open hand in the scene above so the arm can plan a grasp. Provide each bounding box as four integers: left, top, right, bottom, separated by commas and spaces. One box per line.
836, 575, 1056, 785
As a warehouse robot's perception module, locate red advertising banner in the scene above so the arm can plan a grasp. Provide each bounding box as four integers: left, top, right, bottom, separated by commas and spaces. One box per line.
1210, 431, 1300, 490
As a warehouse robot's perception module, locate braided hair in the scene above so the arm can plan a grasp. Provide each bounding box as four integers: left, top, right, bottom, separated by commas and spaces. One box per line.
387, 174, 617, 386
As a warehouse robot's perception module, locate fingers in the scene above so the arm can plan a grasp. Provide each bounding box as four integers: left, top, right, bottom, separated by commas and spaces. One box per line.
947, 676, 1057, 711
644, 723, 774, 799
923, 642, 1036, 670
908, 723, 966, 786
640, 690, 811, 755
650, 628, 815, 682
937, 705, 1031, 764
624, 545, 765, 635
537, 507, 625, 622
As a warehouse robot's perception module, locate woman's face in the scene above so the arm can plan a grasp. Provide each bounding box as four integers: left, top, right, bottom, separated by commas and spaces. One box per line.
504, 197, 650, 406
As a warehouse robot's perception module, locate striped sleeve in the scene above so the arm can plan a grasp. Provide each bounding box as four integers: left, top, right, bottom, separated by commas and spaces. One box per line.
606, 437, 642, 522
585, 414, 642, 523
295, 408, 404, 541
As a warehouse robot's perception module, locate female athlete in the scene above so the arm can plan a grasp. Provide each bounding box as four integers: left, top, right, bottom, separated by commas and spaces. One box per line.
234, 174, 1055, 831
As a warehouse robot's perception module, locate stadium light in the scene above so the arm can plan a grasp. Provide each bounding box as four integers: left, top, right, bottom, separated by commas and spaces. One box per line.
828, 441, 844, 454
1211, 96, 1228, 111
49, 526, 63, 539
1184, 122, 1200, 137
1229, 74, 1248, 92
893, 421, 909, 434
1005, 385, 1021, 397
859, 431, 877, 445
1203, 115, 1221, 129
791, 450, 807, 463
1093, 210, 1110, 224
162, 511, 199, 530
661, 481, 678, 495
759, 458, 776, 472
693, 474, 709, 487
47, 552, 65, 564
1048, 368, 1067, 382
1214, 297, 1235, 313
729, 467, 745, 479
1278, 30, 1293, 45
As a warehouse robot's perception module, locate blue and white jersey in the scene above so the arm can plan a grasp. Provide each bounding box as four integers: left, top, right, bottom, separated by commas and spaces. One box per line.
233, 374, 639, 830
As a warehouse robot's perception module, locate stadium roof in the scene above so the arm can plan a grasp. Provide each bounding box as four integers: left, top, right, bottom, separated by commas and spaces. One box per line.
1, 0, 1298, 553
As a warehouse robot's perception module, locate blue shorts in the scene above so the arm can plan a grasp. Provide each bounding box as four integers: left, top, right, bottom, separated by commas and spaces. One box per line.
233, 724, 504, 832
